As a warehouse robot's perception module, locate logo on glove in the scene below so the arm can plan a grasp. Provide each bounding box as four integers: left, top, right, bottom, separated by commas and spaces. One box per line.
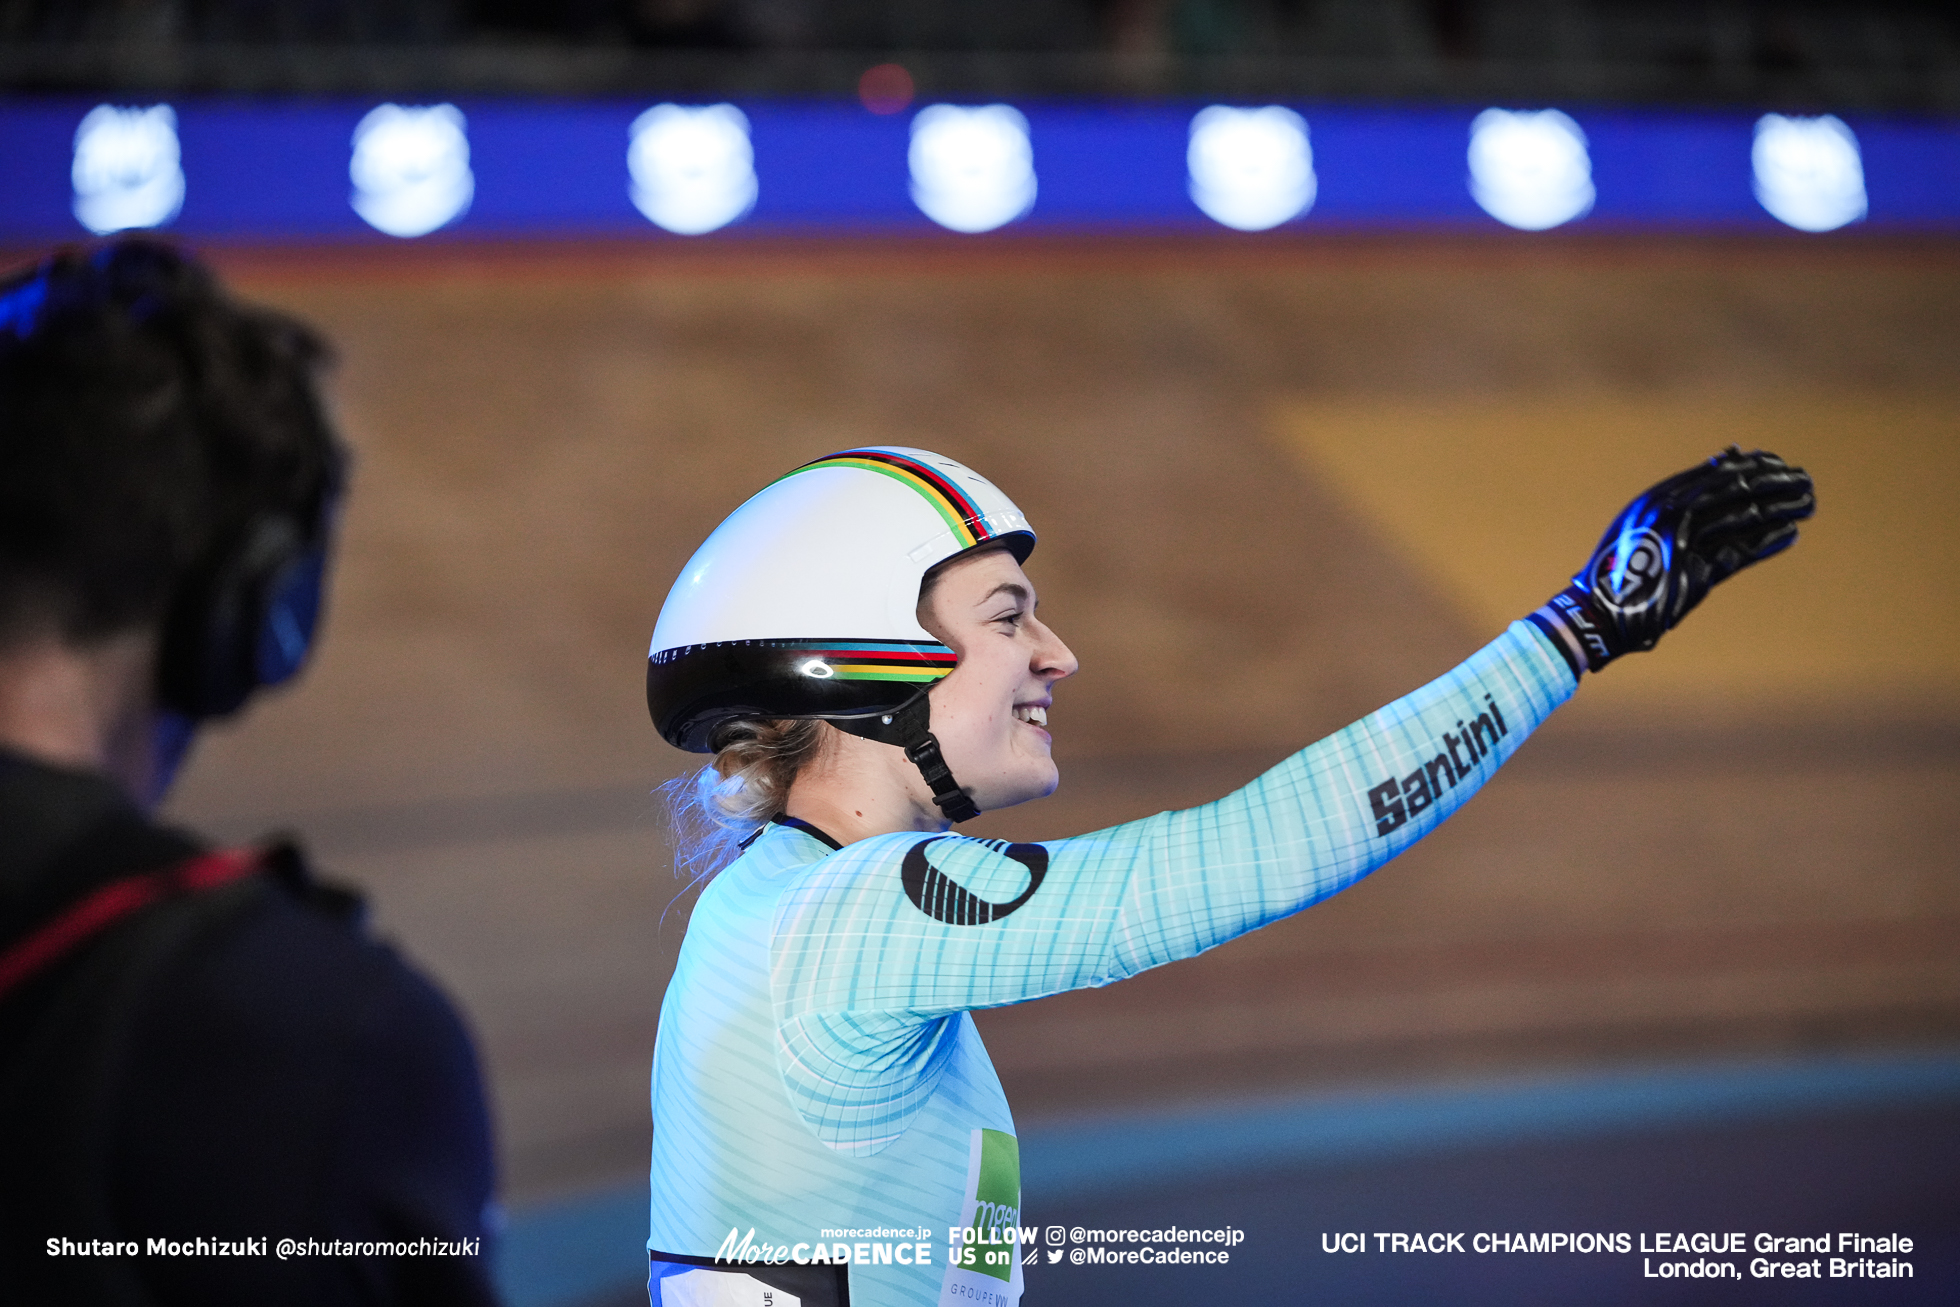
1588, 525, 1668, 614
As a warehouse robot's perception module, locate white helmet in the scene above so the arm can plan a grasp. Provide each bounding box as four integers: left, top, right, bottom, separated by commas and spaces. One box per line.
646, 447, 1036, 820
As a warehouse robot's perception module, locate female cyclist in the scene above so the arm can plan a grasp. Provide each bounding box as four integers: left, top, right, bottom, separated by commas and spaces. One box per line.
641, 445, 1811, 1307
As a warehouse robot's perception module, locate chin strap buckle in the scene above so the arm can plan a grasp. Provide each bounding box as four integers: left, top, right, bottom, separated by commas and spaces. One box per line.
904, 733, 982, 823
830, 685, 981, 823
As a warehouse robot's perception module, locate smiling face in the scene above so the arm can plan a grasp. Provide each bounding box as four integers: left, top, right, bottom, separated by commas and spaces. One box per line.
917, 545, 1078, 813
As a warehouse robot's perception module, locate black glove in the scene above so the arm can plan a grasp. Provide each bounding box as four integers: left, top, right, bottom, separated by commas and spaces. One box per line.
1527, 447, 1815, 677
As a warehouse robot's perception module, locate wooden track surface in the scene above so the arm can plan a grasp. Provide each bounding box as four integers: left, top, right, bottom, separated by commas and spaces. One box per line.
145, 234, 1959, 1203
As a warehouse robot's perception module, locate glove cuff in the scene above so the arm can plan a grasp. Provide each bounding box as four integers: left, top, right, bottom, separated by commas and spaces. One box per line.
1526, 584, 1620, 678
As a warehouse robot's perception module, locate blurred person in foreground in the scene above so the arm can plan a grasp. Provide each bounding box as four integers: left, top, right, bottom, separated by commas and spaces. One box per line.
0, 240, 499, 1305
641, 444, 1813, 1306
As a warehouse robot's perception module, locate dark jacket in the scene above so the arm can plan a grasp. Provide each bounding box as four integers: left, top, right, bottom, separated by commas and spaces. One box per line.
0, 749, 501, 1305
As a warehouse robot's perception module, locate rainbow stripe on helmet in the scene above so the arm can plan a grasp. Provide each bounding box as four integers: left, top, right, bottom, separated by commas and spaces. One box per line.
783, 449, 1000, 551
775, 639, 958, 683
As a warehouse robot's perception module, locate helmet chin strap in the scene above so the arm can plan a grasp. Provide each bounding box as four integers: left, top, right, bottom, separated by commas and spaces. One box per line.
829, 686, 981, 823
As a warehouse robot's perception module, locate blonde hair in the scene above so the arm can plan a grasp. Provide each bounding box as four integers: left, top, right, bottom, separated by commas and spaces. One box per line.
661, 717, 830, 888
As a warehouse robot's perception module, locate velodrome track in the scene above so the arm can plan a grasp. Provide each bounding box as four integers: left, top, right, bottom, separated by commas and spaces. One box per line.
137, 232, 1957, 1302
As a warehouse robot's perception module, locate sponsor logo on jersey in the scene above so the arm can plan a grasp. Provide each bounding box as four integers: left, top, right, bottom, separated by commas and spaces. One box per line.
1366, 694, 1510, 837
940, 1128, 1024, 1304
901, 838, 1046, 925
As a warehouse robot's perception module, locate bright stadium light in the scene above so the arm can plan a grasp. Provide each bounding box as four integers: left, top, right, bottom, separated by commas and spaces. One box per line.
72, 104, 184, 235
1188, 105, 1316, 231
909, 104, 1036, 234
628, 103, 757, 235
350, 104, 473, 238
1468, 108, 1595, 231
1753, 114, 1867, 232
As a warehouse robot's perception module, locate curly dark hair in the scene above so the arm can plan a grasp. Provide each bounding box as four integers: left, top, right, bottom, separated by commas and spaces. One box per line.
0, 238, 341, 653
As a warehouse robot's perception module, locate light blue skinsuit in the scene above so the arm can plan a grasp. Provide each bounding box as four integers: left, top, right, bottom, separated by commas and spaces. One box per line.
649, 621, 1577, 1306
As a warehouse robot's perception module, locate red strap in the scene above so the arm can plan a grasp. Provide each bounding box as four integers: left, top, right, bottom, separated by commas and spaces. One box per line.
0, 847, 261, 1002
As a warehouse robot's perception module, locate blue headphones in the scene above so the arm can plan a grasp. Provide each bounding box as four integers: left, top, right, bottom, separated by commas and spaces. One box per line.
155, 458, 342, 720
1, 241, 343, 722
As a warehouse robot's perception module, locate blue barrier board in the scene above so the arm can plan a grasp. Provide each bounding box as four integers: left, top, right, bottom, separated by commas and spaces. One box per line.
4, 95, 1955, 243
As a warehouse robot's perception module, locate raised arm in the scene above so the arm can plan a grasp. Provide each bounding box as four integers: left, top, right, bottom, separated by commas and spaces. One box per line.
770, 448, 1813, 1150
773, 620, 1569, 1017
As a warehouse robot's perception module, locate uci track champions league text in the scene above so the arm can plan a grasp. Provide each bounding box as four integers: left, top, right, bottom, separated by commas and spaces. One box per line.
715, 1219, 1921, 1290
1319, 1227, 1917, 1285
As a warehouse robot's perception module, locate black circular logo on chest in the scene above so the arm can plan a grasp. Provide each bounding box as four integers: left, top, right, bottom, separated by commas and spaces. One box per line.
900, 837, 1048, 926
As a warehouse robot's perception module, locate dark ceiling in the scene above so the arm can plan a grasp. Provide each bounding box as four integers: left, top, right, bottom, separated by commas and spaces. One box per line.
2, 0, 1955, 111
